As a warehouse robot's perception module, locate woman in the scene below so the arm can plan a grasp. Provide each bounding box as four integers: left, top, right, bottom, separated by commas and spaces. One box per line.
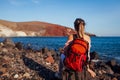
55, 18, 96, 79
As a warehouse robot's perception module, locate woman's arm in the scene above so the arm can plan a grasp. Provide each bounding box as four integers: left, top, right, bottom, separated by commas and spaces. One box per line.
88, 38, 91, 61
63, 35, 73, 55
84, 34, 91, 62
85, 35, 96, 77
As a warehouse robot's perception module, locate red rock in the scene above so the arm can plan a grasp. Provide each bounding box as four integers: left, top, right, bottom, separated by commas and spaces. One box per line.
112, 77, 118, 80
0, 68, 7, 73
45, 55, 54, 64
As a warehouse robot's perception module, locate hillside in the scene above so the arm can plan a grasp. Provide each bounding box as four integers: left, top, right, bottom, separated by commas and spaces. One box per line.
0, 19, 96, 37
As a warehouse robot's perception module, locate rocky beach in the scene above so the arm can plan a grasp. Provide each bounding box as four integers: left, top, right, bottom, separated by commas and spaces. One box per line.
0, 38, 120, 80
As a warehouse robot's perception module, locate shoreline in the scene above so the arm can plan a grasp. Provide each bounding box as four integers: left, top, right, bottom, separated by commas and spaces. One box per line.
0, 36, 119, 64
0, 38, 120, 80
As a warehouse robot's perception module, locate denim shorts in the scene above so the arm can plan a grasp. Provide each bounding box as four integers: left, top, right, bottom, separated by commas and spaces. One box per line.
60, 54, 65, 64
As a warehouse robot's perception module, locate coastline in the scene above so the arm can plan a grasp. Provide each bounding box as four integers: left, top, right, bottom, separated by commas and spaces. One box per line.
0, 38, 120, 80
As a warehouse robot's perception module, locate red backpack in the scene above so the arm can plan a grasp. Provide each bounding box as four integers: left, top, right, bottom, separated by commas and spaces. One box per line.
64, 38, 88, 72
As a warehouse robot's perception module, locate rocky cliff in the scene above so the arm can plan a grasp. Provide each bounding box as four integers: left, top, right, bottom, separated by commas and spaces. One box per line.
0, 19, 96, 37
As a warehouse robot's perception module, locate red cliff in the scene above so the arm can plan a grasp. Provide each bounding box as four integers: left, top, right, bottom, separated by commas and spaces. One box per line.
0, 19, 95, 37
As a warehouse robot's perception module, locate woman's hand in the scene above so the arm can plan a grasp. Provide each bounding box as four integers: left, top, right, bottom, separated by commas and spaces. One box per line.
87, 65, 96, 78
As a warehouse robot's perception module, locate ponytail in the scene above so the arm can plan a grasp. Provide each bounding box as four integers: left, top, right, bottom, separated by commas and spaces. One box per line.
78, 25, 84, 38
74, 18, 85, 38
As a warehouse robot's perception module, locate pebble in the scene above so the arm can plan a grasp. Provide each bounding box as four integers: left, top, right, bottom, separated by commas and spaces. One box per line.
23, 72, 30, 78
14, 74, 19, 78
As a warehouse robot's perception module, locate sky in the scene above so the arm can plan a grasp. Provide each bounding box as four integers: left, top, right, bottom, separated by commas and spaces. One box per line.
0, 0, 120, 36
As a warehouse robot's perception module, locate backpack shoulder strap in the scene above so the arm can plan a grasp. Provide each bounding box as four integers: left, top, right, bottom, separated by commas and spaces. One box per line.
73, 34, 77, 39
73, 34, 84, 40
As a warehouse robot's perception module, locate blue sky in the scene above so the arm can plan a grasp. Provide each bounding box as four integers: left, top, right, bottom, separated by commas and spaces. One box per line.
0, 0, 120, 36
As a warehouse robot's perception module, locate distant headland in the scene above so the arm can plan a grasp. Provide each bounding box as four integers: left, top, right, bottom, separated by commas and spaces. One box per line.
0, 19, 96, 37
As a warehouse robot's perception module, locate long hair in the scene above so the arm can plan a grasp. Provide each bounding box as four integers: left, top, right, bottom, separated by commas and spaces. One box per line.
74, 18, 85, 38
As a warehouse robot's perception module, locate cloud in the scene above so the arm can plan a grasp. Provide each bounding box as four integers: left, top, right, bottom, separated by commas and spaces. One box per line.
8, 0, 21, 6
8, 0, 40, 6
8, 0, 27, 6
32, 0, 40, 4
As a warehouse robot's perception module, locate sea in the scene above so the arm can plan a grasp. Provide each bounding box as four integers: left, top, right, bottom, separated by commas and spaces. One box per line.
0, 36, 120, 63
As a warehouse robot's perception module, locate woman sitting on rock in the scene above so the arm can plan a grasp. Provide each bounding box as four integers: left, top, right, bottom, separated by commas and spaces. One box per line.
55, 18, 96, 80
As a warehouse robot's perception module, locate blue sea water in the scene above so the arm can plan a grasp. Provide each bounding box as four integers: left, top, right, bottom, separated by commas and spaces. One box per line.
0, 36, 120, 62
